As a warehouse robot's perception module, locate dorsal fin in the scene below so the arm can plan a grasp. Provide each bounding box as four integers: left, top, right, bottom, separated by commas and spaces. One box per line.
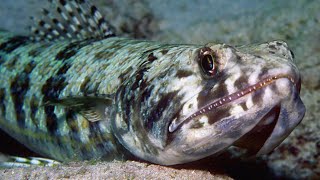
30, 0, 115, 42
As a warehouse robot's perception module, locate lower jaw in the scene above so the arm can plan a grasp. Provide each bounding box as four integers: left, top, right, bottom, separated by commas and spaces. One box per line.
233, 105, 281, 155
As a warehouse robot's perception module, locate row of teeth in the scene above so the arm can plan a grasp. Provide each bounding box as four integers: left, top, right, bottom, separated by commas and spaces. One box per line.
187, 75, 294, 120
168, 75, 294, 133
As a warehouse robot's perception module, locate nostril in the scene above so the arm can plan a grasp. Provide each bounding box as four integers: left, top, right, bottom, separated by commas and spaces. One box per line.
265, 41, 294, 61
275, 41, 288, 47
273, 41, 294, 61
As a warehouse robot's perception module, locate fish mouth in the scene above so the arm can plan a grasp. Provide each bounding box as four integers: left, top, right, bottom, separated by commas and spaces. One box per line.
233, 80, 305, 155
169, 74, 300, 133
233, 104, 281, 154
165, 74, 304, 164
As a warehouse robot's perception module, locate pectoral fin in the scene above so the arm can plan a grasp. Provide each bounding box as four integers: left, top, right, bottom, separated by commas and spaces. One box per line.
46, 96, 113, 122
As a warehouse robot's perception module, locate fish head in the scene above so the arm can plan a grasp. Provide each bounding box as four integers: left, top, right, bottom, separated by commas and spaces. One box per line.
159, 41, 305, 165
112, 41, 305, 165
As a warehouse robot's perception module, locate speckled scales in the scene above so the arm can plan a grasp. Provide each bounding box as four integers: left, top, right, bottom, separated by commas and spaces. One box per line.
0, 31, 200, 162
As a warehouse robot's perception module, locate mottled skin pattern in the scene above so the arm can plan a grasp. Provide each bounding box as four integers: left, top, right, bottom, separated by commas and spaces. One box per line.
0, 28, 305, 165
0, 31, 198, 162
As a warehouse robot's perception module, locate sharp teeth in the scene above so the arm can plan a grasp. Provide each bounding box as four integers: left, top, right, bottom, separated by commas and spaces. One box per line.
245, 96, 254, 109
230, 105, 244, 114
290, 78, 294, 83
199, 116, 209, 125
187, 75, 295, 124
262, 87, 273, 104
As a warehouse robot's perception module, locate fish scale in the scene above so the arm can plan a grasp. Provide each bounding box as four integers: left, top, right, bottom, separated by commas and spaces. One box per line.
0, 0, 305, 166
0, 32, 192, 161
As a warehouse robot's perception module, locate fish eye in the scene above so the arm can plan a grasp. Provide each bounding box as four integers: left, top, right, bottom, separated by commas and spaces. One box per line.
199, 51, 217, 77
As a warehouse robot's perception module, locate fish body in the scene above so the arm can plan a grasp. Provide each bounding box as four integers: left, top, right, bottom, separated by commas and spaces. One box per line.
0, 0, 305, 165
